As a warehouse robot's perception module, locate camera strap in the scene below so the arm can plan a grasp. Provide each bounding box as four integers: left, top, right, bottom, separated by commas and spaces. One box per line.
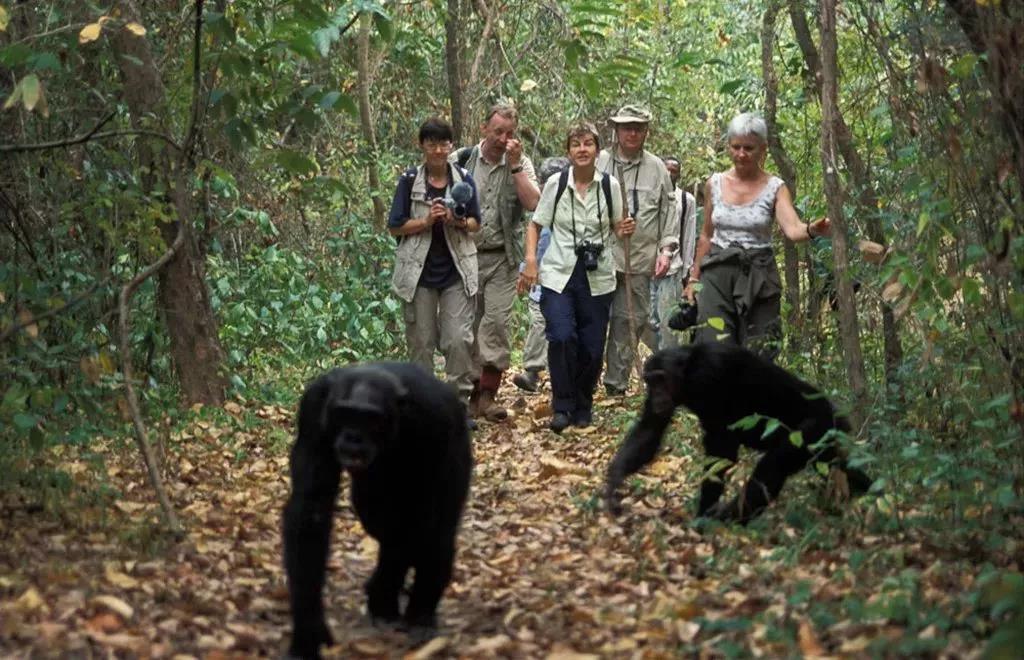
551, 167, 613, 248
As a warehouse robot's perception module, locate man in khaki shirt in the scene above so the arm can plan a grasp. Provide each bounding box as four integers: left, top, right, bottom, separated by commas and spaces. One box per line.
597, 104, 678, 395
451, 103, 540, 420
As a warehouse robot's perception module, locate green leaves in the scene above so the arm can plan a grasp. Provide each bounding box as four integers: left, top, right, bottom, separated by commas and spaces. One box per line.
319, 90, 358, 117
274, 150, 318, 177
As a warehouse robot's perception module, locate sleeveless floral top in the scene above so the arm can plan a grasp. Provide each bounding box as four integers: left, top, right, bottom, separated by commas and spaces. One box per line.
709, 172, 784, 250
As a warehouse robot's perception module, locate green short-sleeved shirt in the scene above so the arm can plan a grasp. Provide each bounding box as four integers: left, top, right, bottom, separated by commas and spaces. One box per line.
531, 167, 623, 295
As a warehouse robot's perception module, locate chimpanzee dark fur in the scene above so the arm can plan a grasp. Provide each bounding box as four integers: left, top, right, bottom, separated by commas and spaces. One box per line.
605, 342, 872, 523
282, 362, 472, 659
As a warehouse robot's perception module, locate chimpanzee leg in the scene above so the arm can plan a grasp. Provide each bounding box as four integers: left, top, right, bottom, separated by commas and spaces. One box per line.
697, 430, 739, 516
729, 443, 809, 523
605, 394, 675, 513
804, 422, 874, 496
365, 541, 409, 624
404, 536, 456, 630
283, 435, 341, 658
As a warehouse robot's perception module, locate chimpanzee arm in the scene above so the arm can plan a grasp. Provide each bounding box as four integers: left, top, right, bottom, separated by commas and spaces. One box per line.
605, 394, 675, 514
283, 382, 342, 659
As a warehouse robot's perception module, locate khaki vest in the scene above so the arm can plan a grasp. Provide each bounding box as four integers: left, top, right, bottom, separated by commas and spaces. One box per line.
458, 146, 527, 266
390, 164, 479, 303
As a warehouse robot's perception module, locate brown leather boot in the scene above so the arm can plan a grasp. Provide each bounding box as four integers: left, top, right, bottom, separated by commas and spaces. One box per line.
475, 389, 508, 422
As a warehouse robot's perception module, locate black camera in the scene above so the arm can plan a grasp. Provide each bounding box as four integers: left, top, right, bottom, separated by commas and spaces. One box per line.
434, 181, 474, 218
667, 301, 699, 331
575, 241, 604, 272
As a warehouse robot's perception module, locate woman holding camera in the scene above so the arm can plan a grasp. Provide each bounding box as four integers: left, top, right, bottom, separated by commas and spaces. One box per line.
388, 117, 481, 411
685, 112, 830, 359
518, 123, 629, 432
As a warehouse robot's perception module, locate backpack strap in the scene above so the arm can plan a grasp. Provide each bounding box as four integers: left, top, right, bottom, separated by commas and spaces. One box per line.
600, 172, 613, 222
550, 167, 571, 225
455, 146, 477, 171
551, 168, 614, 230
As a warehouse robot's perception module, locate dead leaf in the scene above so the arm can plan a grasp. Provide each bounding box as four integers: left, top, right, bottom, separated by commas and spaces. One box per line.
881, 279, 903, 303
404, 636, 449, 659
15, 587, 47, 613
857, 240, 888, 265
85, 612, 124, 633
104, 564, 139, 589
91, 595, 133, 620
675, 620, 700, 642
468, 634, 511, 653
797, 619, 827, 657
124, 22, 146, 36
78, 23, 102, 44
538, 455, 589, 479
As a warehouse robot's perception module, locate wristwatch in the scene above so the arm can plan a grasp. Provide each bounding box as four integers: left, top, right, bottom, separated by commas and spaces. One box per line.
510, 165, 524, 174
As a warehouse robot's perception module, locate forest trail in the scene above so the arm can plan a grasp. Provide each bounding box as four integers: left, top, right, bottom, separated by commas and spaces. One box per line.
0, 383, 1013, 658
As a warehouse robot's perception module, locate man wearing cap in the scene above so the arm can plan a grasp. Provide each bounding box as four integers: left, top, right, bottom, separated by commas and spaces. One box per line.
451, 103, 541, 421
598, 104, 678, 396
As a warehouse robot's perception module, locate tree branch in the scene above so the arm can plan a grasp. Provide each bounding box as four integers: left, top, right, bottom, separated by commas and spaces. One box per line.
0, 283, 104, 344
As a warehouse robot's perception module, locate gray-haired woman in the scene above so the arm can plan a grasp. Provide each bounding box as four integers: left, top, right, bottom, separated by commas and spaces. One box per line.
684, 112, 830, 358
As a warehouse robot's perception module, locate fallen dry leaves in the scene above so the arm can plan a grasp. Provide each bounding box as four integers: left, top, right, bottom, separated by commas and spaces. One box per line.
0, 389, 1019, 658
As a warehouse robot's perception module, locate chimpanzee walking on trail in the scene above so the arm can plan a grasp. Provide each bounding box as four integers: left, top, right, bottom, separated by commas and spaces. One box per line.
282, 362, 472, 659
605, 342, 872, 523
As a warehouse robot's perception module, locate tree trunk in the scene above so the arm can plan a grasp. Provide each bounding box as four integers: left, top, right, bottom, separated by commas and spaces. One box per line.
445, 0, 466, 144
789, 0, 903, 380
357, 13, 387, 229
761, 0, 801, 329
819, 0, 868, 426
111, 0, 226, 405
945, 0, 1024, 201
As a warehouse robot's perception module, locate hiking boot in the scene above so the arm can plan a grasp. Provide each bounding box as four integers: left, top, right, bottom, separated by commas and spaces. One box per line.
475, 390, 508, 422
512, 369, 541, 393
549, 412, 571, 434
572, 409, 593, 427
605, 384, 627, 397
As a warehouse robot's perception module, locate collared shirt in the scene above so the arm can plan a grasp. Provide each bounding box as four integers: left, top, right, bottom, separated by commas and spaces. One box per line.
531, 167, 623, 296
461, 141, 537, 251
666, 188, 698, 276
596, 148, 677, 275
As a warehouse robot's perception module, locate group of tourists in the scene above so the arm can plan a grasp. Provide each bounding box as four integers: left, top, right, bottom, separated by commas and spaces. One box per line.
386, 103, 830, 432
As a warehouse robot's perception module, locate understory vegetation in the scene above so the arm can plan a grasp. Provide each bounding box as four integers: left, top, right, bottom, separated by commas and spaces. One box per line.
1, 0, 1022, 657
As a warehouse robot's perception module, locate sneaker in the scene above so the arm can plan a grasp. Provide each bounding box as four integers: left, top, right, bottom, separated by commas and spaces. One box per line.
572, 410, 593, 427
512, 369, 541, 393
605, 384, 627, 397
549, 412, 571, 434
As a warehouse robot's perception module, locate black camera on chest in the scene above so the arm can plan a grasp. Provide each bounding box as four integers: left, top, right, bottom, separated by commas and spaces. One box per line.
575, 241, 604, 271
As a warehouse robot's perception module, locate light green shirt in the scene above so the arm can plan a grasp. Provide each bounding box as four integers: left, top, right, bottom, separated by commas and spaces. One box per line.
596, 148, 677, 275
531, 167, 623, 295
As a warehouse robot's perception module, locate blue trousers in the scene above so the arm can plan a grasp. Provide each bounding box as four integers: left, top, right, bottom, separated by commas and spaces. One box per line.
540, 260, 613, 416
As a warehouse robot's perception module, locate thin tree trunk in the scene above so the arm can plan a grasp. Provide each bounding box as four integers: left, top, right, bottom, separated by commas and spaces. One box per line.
111, 0, 227, 405
761, 0, 801, 329
819, 0, 868, 426
356, 13, 386, 229
446, 0, 466, 143
945, 0, 1024, 194
790, 0, 903, 380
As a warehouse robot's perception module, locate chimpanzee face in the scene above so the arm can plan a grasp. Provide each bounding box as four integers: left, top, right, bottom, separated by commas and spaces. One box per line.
642, 347, 694, 414
322, 373, 405, 472
331, 408, 390, 471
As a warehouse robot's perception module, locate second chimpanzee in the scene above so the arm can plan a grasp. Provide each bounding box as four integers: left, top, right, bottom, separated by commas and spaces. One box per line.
282, 362, 472, 659
605, 342, 872, 523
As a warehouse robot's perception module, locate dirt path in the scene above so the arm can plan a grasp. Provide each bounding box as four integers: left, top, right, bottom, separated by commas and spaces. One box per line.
0, 387, 1014, 657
